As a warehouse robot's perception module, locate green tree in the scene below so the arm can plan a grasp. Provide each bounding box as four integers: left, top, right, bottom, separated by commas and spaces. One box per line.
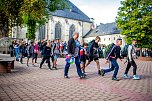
0, 0, 68, 39
116, 0, 152, 56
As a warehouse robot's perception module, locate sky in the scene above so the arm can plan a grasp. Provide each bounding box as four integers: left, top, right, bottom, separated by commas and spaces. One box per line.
69, 0, 122, 24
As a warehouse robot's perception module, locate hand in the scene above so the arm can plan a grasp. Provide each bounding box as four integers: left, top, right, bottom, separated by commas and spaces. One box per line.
120, 59, 124, 63
130, 61, 133, 65
68, 54, 71, 58
105, 59, 109, 64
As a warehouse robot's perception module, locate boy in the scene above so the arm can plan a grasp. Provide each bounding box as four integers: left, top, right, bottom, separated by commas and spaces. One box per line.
123, 39, 140, 80
80, 43, 88, 75
101, 38, 123, 81
85, 36, 101, 75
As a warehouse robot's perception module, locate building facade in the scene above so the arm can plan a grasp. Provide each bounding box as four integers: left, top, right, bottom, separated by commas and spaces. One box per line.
83, 22, 126, 47
12, 0, 93, 44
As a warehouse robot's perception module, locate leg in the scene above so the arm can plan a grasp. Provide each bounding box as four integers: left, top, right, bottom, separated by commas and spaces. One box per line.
40, 57, 46, 68
95, 59, 100, 70
46, 57, 52, 70
124, 61, 132, 75
27, 55, 30, 66
85, 57, 93, 68
32, 54, 34, 65
75, 57, 83, 77
35, 53, 38, 63
132, 60, 137, 75
104, 61, 115, 73
20, 54, 23, 63
64, 62, 70, 76
111, 59, 119, 78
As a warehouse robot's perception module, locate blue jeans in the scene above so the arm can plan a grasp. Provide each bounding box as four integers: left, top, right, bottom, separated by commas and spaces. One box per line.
104, 58, 119, 78
15, 48, 19, 60
64, 57, 83, 77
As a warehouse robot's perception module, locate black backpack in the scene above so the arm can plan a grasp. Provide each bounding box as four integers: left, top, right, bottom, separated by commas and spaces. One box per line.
105, 43, 115, 58
121, 44, 130, 57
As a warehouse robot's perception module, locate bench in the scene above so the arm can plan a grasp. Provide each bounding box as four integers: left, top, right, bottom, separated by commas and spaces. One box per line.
0, 58, 15, 73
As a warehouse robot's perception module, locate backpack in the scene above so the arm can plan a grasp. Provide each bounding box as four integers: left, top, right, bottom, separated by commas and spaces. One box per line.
87, 40, 94, 54
121, 44, 130, 57
52, 43, 60, 54
105, 43, 115, 58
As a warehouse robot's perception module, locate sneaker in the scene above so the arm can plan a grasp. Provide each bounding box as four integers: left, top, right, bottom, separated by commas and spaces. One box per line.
112, 77, 120, 81
79, 75, 86, 79
133, 75, 140, 80
98, 70, 101, 75
83, 73, 87, 77
123, 74, 130, 79
100, 69, 105, 76
54, 67, 58, 70
64, 76, 69, 78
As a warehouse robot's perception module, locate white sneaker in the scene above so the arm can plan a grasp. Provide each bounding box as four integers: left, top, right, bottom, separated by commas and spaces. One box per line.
123, 74, 130, 79
133, 75, 140, 80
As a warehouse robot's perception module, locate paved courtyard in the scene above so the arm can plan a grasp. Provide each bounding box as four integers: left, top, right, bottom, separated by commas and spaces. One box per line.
0, 54, 152, 101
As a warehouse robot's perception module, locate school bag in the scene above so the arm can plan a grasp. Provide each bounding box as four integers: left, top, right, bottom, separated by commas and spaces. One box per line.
105, 43, 115, 58
121, 44, 130, 57
87, 40, 94, 54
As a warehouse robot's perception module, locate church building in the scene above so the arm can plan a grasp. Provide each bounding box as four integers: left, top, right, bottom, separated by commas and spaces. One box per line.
12, 0, 93, 43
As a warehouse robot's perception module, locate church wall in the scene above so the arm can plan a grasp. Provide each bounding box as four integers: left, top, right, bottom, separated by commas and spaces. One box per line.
46, 16, 91, 44
82, 22, 92, 36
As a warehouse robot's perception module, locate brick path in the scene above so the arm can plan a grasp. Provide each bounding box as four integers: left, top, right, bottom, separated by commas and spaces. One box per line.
0, 54, 152, 101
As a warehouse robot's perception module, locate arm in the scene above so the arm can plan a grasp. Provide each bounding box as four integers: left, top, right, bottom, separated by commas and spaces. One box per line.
106, 45, 116, 60
128, 45, 132, 61
67, 38, 73, 55
89, 42, 94, 55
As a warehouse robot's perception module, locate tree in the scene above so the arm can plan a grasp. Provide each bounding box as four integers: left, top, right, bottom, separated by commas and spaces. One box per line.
116, 0, 152, 56
0, 0, 68, 39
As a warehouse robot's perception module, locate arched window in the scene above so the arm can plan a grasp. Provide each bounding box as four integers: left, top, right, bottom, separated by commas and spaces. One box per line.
55, 22, 61, 39
69, 24, 75, 39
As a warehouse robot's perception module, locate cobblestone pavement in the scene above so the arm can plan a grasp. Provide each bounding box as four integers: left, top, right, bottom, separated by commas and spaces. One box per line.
0, 54, 152, 101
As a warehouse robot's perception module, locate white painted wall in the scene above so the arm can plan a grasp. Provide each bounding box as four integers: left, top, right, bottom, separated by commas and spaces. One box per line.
84, 34, 126, 47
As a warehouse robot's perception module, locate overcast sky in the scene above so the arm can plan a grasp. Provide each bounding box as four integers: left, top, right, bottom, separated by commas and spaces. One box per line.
69, 0, 122, 24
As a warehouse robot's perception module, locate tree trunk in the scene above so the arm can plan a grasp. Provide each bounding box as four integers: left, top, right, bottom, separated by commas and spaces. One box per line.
140, 46, 142, 57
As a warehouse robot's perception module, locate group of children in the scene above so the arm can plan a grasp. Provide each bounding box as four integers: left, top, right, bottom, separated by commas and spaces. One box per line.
64, 33, 140, 81
9, 34, 140, 81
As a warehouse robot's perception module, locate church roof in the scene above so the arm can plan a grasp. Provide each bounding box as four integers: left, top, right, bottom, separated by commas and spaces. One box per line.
83, 22, 121, 38
49, 0, 92, 23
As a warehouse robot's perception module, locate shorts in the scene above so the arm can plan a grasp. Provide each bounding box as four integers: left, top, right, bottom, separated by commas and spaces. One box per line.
88, 56, 99, 62
54, 54, 59, 60
81, 60, 86, 65
28, 53, 34, 59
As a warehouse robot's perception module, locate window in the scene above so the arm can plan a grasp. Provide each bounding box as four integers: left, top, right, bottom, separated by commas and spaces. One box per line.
55, 22, 61, 39
114, 37, 115, 40
109, 38, 110, 41
104, 38, 105, 41
69, 24, 75, 39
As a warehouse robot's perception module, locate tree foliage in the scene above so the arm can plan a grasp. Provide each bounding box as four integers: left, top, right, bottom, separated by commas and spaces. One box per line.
116, 0, 152, 48
0, 0, 68, 39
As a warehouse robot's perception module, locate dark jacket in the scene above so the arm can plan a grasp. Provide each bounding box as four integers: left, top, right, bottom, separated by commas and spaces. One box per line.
89, 40, 99, 56
43, 46, 51, 57
106, 44, 122, 60
19, 44, 26, 54
67, 38, 76, 55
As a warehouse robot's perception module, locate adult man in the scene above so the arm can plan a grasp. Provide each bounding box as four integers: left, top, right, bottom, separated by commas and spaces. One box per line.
101, 38, 123, 81
85, 36, 101, 75
64, 32, 85, 79
123, 39, 140, 80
